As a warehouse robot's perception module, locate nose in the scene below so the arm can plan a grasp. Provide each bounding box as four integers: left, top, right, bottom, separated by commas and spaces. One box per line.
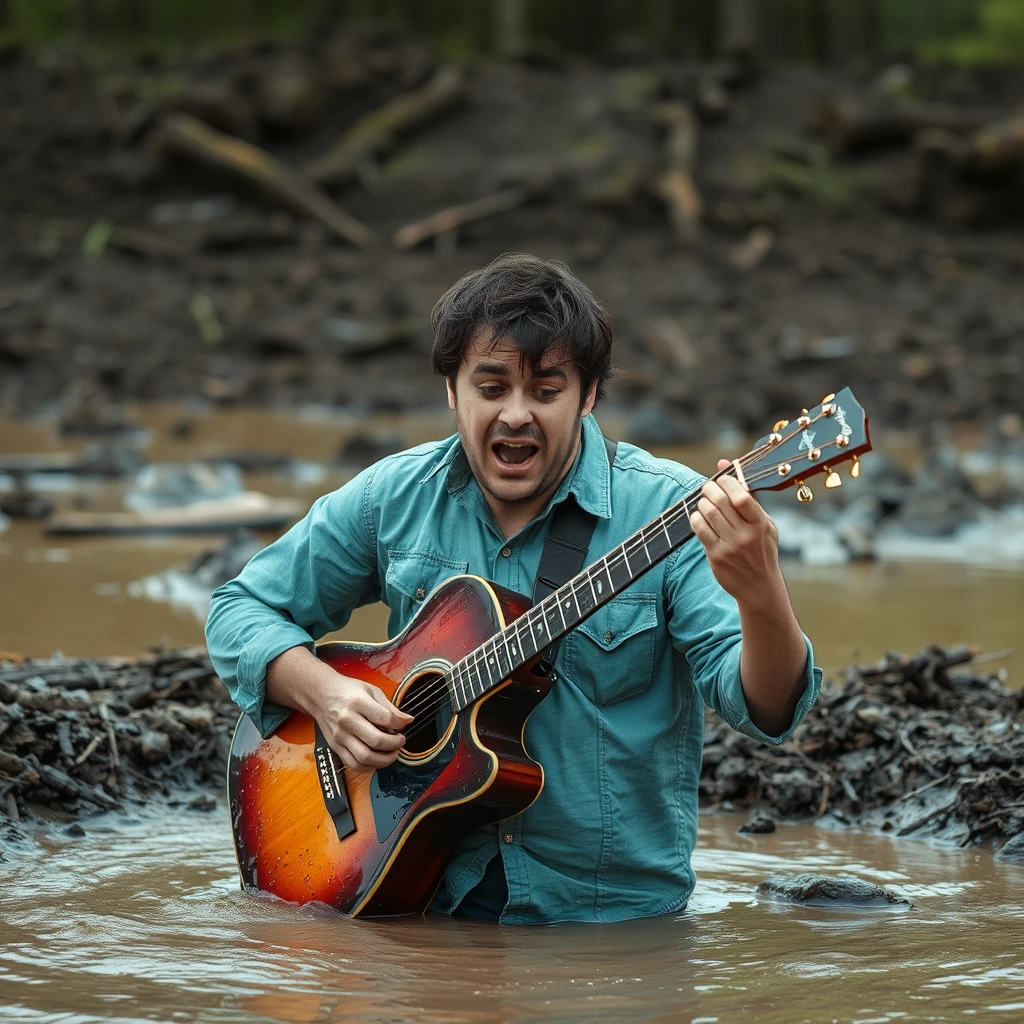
498, 388, 533, 430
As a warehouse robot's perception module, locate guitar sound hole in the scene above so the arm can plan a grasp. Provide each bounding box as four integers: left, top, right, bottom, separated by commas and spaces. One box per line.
398, 672, 454, 756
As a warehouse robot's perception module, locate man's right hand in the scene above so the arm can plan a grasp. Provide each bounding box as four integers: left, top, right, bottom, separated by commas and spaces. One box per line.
266, 646, 414, 772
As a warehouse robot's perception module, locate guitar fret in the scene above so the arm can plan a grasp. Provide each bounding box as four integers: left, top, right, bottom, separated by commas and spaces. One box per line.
452, 665, 468, 708
607, 545, 633, 589
644, 517, 672, 563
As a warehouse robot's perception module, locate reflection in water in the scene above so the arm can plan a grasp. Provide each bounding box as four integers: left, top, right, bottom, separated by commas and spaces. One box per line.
1, 809, 1022, 1023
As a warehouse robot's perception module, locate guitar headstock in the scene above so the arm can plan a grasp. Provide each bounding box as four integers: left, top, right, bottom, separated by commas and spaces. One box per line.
741, 388, 871, 502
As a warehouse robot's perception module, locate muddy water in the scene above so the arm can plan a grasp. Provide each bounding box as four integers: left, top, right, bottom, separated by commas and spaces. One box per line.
2, 406, 1024, 1022
2, 808, 1023, 1023
1, 406, 1020, 673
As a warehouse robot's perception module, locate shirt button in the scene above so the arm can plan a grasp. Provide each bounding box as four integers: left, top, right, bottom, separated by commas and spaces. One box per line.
501, 547, 512, 558
415, 587, 426, 600
503, 833, 514, 844
604, 631, 615, 643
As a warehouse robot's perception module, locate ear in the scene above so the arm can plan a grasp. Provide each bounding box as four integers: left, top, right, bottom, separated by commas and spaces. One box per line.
580, 379, 598, 419
445, 378, 456, 412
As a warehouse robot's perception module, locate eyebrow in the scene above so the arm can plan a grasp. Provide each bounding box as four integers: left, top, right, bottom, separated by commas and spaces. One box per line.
469, 360, 569, 382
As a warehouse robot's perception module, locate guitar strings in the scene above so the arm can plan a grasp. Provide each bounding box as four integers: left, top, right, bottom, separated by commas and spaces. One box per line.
394, 438, 833, 737
396, 443, 839, 739
396, 438, 845, 735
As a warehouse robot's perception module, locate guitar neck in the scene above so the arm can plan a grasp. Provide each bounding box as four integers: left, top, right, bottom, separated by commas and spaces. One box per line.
447, 473, 715, 712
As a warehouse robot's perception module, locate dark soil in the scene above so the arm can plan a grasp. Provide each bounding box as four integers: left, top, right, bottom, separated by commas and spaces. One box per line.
2, 643, 1021, 858
1, 27, 1022, 441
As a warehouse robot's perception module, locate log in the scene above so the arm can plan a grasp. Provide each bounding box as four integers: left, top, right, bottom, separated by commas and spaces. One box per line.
651, 101, 702, 240
393, 185, 530, 250
44, 492, 303, 536
307, 65, 466, 188
966, 115, 1024, 174
154, 114, 375, 249
810, 93, 1001, 156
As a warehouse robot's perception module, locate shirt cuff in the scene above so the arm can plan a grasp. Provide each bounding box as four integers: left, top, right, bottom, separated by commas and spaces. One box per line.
721, 636, 822, 746
236, 621, 316, 737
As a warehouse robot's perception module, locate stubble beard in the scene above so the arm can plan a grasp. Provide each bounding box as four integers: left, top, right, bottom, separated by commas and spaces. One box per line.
456, 407, 584, 508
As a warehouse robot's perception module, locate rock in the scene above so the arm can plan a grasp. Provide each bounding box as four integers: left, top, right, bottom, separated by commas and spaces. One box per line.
739, 811, 776, 834
995, 834, 1024, 862
624, 399, 703, 446
139, 730, 171, 762
64, 823, 86, 838
188, 794, 217, 812
757, 873, 912, 908
893, 448, 985, 537
125, 463, 244, 512
337, 433, 402, 469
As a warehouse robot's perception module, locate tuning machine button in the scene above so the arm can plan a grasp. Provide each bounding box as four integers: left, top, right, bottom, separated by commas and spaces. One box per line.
796, 482, 813, 503
825, 470, 842, 488
851, 455, 861, 478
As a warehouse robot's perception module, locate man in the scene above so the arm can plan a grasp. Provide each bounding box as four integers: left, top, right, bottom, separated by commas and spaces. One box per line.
206, 253, 821, 925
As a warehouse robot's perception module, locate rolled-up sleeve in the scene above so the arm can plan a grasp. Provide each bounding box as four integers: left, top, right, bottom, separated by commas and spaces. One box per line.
663, 538, 822, 745
205, 465, 381, 736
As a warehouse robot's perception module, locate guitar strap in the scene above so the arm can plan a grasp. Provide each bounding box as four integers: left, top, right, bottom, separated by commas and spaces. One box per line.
531, 435, 617, 676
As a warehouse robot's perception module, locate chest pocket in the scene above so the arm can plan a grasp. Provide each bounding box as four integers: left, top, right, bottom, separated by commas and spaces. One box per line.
561, 592, 660, 706
384, 550, 470, 632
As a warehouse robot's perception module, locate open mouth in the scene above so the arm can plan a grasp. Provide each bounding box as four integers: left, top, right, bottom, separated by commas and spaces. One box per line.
491, 439, 540, 472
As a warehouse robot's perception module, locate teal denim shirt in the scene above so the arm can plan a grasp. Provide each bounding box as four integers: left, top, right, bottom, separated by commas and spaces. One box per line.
206, 415, 822, 924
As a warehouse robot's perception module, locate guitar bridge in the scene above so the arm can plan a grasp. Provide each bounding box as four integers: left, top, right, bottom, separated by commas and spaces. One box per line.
313, 723, 356, 841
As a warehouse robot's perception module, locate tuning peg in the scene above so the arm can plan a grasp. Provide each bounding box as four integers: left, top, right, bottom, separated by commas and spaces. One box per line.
850, 456, 861, 479
773, 419, 790, 432
825, 470, 842, 488
820, 393, 836, 404
796, 482, 813, 503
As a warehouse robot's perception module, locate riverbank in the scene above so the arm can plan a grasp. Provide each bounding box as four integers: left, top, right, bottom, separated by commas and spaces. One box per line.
1, 642, 1019, 857
2, 27, 1023, 440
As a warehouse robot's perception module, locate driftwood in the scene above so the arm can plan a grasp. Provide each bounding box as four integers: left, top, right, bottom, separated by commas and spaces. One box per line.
651, 101, 702, 240
1, 648, 235, 823
154, 114, 375, 248
810, 93, 1000, 156
307, 64, 466, 189
393, 185, 530, 250
701, 644, 1022, 848
44, 492, 302, 536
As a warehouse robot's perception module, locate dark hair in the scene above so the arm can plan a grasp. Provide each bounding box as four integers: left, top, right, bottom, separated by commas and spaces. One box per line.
431, 253, 613, 402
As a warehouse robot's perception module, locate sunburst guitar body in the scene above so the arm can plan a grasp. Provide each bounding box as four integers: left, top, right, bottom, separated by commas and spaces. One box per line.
227, 575, 549, 917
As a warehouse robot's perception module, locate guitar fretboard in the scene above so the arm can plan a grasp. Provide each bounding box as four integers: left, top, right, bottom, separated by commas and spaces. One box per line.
446, 482, 704, 711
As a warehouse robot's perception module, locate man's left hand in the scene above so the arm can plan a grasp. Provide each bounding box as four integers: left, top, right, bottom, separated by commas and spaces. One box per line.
689, 459, 784, 607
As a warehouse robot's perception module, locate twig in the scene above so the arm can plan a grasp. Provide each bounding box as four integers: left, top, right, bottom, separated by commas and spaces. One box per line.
98, 703, 126, 797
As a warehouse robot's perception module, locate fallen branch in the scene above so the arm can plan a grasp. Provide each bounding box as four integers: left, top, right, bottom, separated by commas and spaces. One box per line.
308, 64, 466, 189
393, 185, 530, 250
154, 113, 374, 248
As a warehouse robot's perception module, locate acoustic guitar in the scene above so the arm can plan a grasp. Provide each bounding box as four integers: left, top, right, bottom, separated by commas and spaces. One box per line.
227, 389, 871, 916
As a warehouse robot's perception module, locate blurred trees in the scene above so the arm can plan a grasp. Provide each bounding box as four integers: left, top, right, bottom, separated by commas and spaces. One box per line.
4, 0, 1022, 65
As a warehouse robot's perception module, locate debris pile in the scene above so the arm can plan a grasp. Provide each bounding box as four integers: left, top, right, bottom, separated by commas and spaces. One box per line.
2, 643, 1020, 855
702, 644, 1023, 848
0, 649, 235, 825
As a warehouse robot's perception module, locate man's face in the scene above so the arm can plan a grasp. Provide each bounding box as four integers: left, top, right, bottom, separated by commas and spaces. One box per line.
447, 333, 597, 516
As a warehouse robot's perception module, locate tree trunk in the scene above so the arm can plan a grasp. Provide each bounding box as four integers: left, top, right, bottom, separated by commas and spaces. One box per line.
721, 0, 759, 59
495, 0, 526, 57
305, 0, 348, 43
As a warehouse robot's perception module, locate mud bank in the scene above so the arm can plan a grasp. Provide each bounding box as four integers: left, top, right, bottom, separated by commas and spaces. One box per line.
1, 643, 1019, 857
1, 27, 1023, 443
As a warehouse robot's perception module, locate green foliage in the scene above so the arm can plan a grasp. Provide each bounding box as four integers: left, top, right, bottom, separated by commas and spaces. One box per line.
919, 0, 1024, 64
80, 219, 112, 261
735, 146, 871, 213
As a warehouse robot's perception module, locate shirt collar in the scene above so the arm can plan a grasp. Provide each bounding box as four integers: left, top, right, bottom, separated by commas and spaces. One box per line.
419, 415, 612, 521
